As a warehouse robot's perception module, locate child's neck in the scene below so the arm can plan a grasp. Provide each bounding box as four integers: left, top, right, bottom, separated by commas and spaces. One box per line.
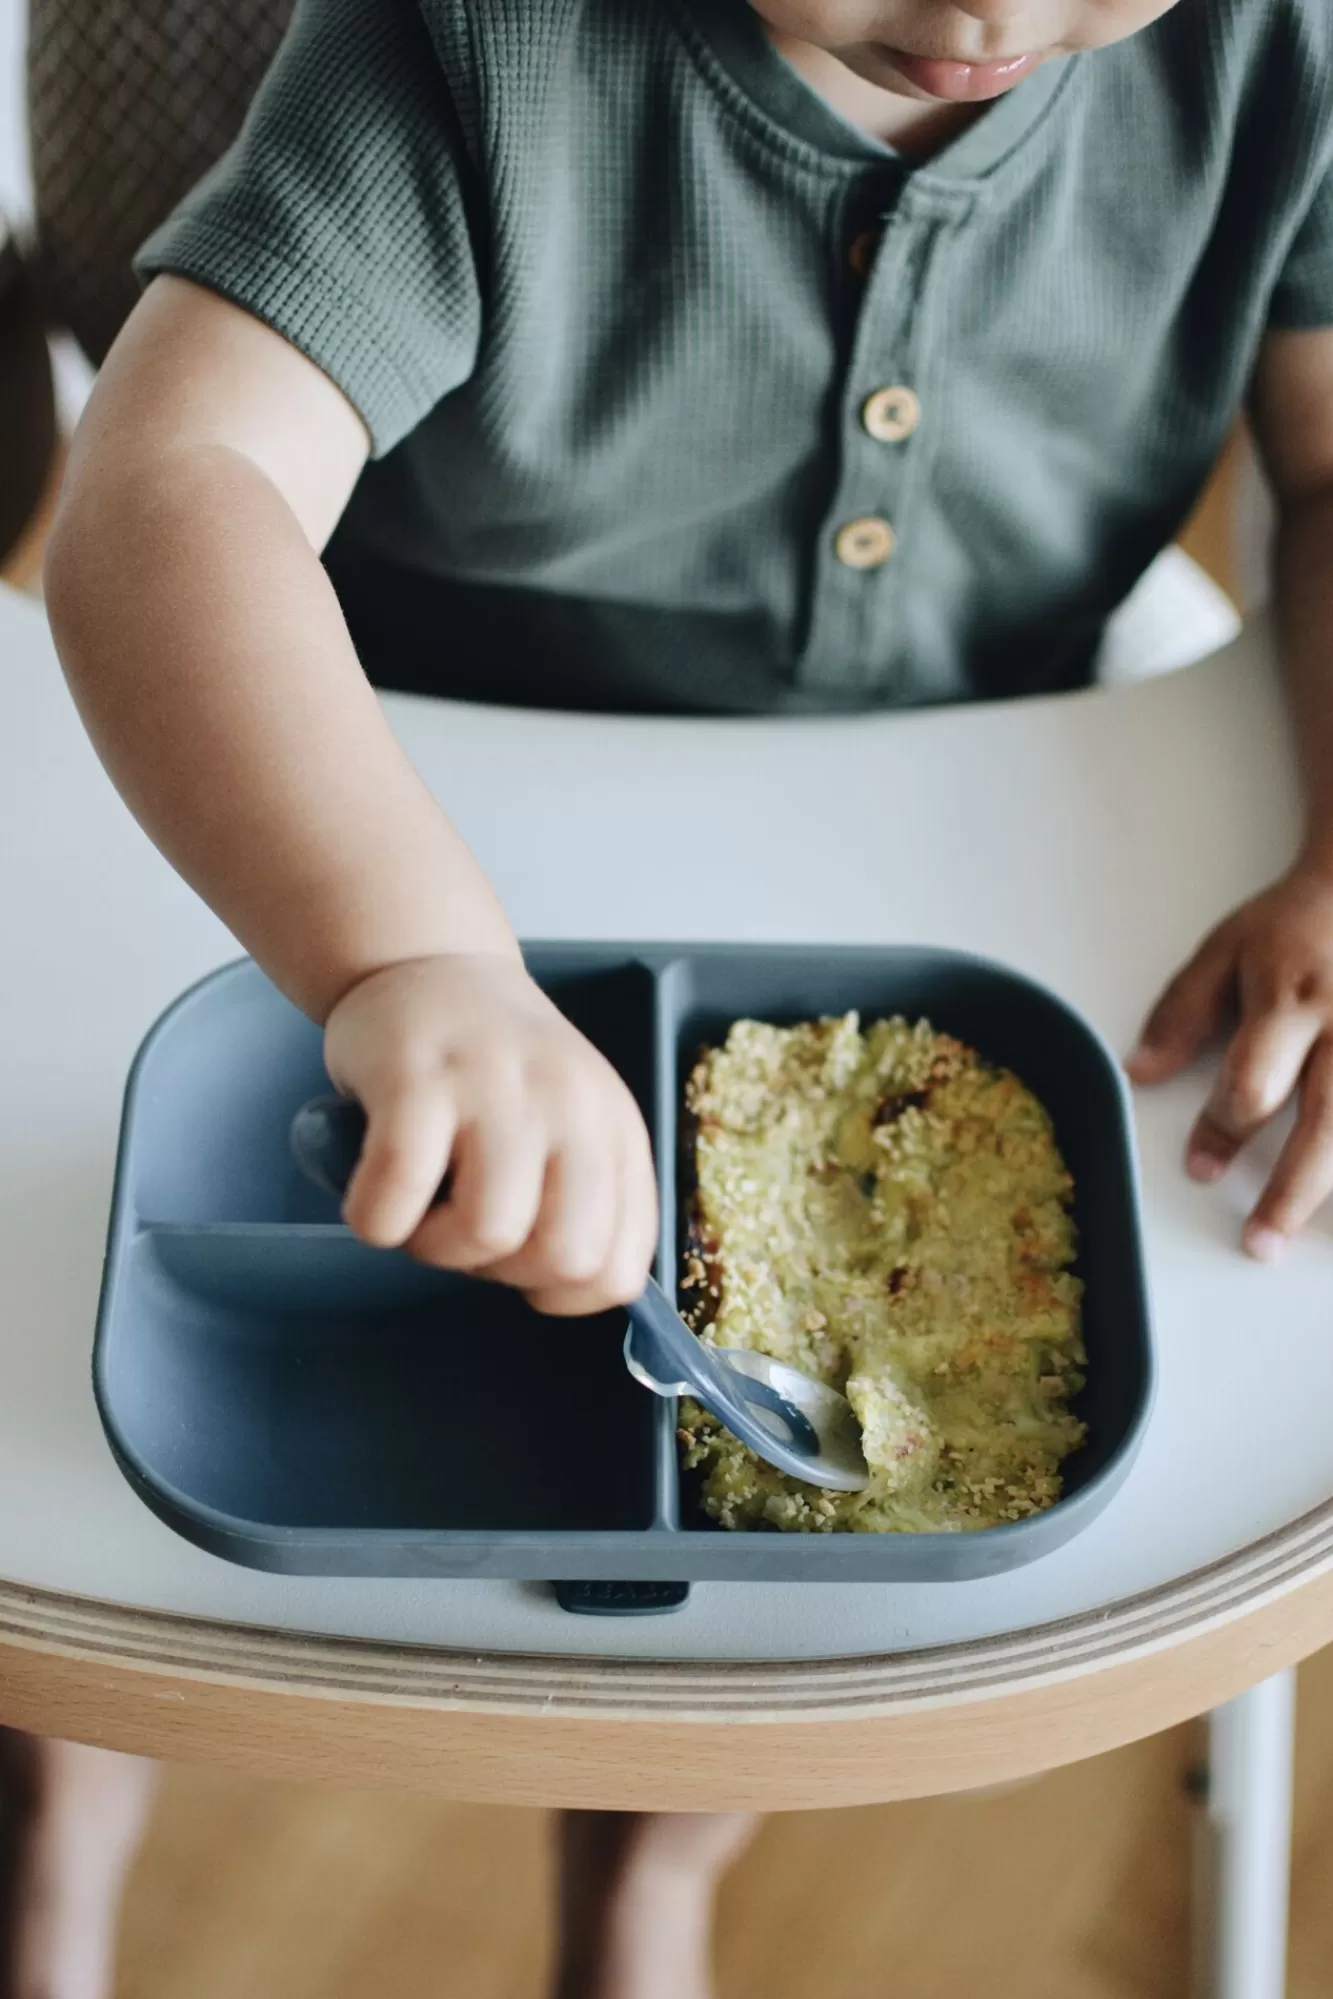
766, 32, 983, 158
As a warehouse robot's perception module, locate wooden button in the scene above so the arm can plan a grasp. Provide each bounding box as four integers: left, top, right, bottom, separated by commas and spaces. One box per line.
862, 385, 920, 444
834, 517, 896, 570
848, 229, 880, 278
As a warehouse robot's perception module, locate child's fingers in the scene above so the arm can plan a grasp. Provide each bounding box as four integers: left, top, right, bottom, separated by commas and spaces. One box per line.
1185, 1005, 1323, 1182
476, 1124, 619, 1297
606, 1119, 662, 1300
525, 1130, 621, 1286
1243, 1038, 1333, 1257
407, 1107, 548, 1271
342, 1087, 458, 1246
1126, 932, 1235, 1084
526, 1124, 660, 1318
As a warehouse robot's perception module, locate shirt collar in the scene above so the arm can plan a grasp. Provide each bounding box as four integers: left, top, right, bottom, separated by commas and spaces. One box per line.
678, 0, 1078, 184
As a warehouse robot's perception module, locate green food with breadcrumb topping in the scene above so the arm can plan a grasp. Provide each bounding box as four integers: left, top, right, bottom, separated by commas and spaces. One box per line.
679, 1014, 1085, 1534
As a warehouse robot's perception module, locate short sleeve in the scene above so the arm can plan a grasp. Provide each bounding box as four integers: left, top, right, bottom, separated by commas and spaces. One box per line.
134, 0, 482, 455
1270, 162, 1333, 330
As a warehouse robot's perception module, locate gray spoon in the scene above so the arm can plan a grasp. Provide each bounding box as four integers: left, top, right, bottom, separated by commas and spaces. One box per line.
290, 1096, 870, 1493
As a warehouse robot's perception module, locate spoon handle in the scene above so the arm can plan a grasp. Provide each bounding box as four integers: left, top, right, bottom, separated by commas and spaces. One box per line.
292, 1094, 458, 1206
289, 1095, 372, 1200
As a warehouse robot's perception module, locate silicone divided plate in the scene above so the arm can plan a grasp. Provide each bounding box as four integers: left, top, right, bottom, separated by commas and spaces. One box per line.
93, 946, 1155, 1613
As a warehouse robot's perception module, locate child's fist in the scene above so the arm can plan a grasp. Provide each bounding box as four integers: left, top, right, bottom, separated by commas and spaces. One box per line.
323, 955, 659, 1314
1128, 865, 1333, 1259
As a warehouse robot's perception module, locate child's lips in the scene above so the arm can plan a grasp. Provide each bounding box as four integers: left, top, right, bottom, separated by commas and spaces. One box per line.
884, 48, 1043, 101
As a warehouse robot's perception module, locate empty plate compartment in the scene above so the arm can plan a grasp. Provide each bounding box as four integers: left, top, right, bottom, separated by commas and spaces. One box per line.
96, 1228, 661, 1572
95, 950, 678, 1575
117, 951, 663, 1226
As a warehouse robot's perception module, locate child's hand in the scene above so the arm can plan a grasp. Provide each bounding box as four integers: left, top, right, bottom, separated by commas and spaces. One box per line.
323, 955, 659, 1314
1127, 864, 1333, 1259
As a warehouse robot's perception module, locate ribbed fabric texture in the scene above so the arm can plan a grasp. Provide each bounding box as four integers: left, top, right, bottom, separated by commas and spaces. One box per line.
136, 0, 1333, 714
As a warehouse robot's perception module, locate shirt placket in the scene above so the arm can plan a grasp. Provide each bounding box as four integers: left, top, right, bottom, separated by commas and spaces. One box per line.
798, 183, 974, 698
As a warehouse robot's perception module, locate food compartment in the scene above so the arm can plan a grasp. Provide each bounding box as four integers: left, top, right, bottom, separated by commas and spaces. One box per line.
659, 945, 1153, 1525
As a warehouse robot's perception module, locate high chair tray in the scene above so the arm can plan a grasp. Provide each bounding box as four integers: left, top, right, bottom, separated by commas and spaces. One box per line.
93, 947, 1154, 1606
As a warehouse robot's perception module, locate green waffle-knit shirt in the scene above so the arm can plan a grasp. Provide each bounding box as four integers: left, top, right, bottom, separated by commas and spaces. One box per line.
137, 0, 1333, 714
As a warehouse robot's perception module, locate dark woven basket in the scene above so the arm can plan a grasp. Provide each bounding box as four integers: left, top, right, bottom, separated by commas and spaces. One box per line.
26, 0, 294, 365
0, 228, 56, 566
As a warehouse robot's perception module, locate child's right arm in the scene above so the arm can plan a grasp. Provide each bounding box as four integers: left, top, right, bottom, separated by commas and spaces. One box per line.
45, 275, 658, 1314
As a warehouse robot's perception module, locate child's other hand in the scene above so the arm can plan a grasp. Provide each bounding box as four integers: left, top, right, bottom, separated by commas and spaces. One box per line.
323, 955, 659, 1314
1127, 865, 1333, 1260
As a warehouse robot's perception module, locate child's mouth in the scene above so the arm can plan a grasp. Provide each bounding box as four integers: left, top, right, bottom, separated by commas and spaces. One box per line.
883, 48, 1043, 101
